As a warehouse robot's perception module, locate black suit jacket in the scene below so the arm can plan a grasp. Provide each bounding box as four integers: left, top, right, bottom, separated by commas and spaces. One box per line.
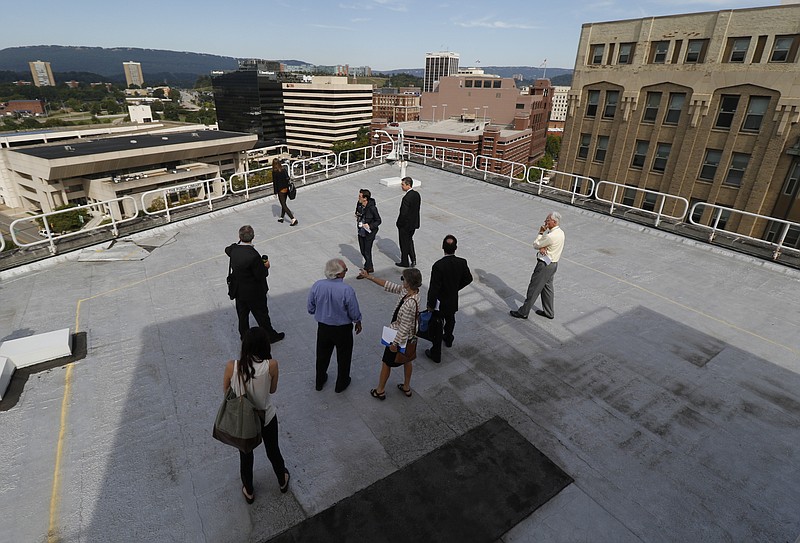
427, 254, 473, 314
396, 189, 421, 230
225, 243, 269, 300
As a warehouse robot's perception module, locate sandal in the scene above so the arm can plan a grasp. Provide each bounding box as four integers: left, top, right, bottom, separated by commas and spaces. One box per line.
397, 384, 412, 397
242, 486, 254, 505
370, 388, 386, 400
280, 471, 290, 494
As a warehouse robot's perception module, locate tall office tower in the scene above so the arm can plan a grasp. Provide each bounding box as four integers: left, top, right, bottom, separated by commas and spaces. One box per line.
423, 52, 459, 93
28, 61, 55, 87
211, 59, 287, 146
549, 86, 571, 122
123, 61, 145, 88
560, 4, 800, 247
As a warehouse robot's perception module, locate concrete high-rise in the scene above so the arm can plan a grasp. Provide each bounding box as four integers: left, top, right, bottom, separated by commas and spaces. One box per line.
560, 4, 800, 248
28, 61, 55, 87
123, 61, 145, 88
423, 52, 459, 93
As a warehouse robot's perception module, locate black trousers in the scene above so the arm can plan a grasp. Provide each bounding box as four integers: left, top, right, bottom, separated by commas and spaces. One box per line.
426, 311, 455, 362
277, 191, 294, 220
239, 415, 286, 494
398, 227, 416, 265
316, 322, 354, 389
358, 232, 376, 270
235, 295, 277, 340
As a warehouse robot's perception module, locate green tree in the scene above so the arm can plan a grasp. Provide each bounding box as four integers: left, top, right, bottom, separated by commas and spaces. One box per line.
546, 135, 561, 160
168, 89, 181, 102
163, 102, 181, 121
152, 88, 166, 99
41, 204, 89, 233
194, 75, 212, 89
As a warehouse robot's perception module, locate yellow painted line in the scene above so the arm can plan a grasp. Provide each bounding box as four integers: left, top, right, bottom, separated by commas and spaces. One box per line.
47, 363, 73, 543
426, 202, 799, 356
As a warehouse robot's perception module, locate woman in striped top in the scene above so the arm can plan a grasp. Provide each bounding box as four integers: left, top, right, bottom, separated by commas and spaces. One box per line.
358, 267, 423, 399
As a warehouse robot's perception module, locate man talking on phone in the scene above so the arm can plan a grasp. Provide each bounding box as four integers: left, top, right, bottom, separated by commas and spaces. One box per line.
510, 211, 565, 321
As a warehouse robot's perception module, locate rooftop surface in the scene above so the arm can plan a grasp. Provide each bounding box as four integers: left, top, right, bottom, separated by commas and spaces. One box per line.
1, 162, 799, 542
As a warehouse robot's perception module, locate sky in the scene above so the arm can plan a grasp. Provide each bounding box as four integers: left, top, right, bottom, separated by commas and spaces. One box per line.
0, 0, 783, 71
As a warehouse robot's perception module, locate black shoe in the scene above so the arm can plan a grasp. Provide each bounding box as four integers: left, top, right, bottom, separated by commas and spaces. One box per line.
424, 349, 440, 363
290, 219, 298, 226
411, 261, 416, 267
335, 376, 351, 393
280, 471, 290, 494
535, 310, 554, 320
395, 262, 409, 267
316, 373, 328, 391
509, 310, 528, 319
444, 338, 453, 348
277, 218, 284, 223
270, 331, 285, 343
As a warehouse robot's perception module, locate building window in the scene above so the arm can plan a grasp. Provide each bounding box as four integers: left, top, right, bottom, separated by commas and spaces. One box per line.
643, 92, 661, 123
465, 80, 473, 88
594, 136, 609, 163
603, 91, 619, 119
631, 140, 649, 169
715, 95, 740, 129
590, 44, 605, 65
770, 36, 796, 62
642, 192, 658, 212
586, 90, 600, 117
699, 149, 722, 180
618, 43, 634, 64
650, 41, 669, 64
664, 93, 685, 125
765, 221, 800, 248
710, 208, 732, 230
578, 133, 591, 159
741, 96, 770, 132
622, 185, 637, 206
493, 80, 501, 88
652, 143, 671, 172
785, 162, 800, 195
728, 38, 750, 62
685, 39, 708, 63
724, 153, 750, 187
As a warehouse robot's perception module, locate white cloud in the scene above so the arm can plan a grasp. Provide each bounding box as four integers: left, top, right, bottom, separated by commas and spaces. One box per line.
455, 17, 539, 30
310, 23, 353, 30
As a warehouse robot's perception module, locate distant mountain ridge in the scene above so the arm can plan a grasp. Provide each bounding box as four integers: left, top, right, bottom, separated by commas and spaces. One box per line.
0, 46, 572, 87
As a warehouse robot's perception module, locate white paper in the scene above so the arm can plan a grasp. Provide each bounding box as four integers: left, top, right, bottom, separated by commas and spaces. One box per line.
381, 326, 407, 352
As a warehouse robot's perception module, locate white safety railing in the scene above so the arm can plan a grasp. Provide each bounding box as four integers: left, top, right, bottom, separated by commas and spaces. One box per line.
10, 196, 139, 254
595, 181, 688, 227
140, 177, 226, 222
433, 146, 476, 173
405, 141, 436, 164
228, 166, 274, 198
374, 141, 396, 160
245, 144, 291, 159
0, 232, 5, 253
689, 203, 800, 259
290, 153, 337, 183
526, 167, 595, 205
338, 145, 375, 172
476, 155, 527, 186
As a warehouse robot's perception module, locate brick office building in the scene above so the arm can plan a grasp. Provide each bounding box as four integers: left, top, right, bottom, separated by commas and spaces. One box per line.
560, 4, 800, 247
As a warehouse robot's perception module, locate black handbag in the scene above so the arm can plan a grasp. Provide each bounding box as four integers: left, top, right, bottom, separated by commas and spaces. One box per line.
287, 181, 297, 200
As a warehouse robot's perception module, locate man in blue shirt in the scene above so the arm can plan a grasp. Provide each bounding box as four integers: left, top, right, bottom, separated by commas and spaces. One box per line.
308, 259, 363, 392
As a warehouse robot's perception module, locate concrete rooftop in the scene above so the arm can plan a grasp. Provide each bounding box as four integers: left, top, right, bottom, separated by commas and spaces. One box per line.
1, 162, 799, 542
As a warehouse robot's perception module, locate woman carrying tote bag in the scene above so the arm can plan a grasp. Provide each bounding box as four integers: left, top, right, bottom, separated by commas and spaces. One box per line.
222, 327, 291, 504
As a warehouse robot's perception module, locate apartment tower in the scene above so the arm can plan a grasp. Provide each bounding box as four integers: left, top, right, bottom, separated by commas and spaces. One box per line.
28, 61, 55, 87
123, 61, 145, 88
560, 4, 800, 248
423, 52, 459, 93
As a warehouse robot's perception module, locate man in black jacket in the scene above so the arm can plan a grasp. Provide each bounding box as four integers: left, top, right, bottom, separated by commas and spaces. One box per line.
424, 235, 473, 363
395, 176, 421, 268
225, 225, 285, 343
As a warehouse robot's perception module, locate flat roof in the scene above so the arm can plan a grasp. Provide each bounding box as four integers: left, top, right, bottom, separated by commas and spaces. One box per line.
1, 163, 799, 542
11, 129, 254, 159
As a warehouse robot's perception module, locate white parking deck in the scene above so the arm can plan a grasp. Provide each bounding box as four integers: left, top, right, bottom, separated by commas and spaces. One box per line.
1, 163, 799, 542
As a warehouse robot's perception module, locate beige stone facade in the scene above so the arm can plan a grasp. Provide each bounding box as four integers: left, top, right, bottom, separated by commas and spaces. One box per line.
561, 5, 800, 247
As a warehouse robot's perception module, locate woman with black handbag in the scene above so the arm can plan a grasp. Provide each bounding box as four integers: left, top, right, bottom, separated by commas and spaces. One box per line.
272, 158, 298, 226
222, 327, 290, 504
357, 267, 422, 400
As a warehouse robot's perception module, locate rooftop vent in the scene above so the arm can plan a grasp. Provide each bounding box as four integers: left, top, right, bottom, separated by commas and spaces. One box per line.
162, 137, 169, 140
191, 133, 200, 138
63, 145, 75, 151
130, 140, 137, 144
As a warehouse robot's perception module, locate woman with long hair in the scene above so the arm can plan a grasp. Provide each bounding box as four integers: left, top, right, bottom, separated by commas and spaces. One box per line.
271, 158, 297, 226
222, 327, 290, 504
357, 267, 422, 399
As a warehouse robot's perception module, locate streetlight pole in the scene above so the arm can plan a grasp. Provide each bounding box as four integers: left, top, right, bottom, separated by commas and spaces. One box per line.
483, 105, 488, 124
442, 103, 447, 121
474, 107, 480, 121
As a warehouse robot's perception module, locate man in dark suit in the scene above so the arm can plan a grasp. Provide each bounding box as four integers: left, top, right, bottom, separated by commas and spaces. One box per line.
395, 176, 421, 268
225, 225, 285, 343
423, 235, 473, 363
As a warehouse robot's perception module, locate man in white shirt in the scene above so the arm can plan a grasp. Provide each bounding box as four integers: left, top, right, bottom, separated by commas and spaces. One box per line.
510, 211, 565, 320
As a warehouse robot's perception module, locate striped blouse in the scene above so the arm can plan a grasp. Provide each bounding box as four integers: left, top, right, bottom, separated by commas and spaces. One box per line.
384, 280, 420, 345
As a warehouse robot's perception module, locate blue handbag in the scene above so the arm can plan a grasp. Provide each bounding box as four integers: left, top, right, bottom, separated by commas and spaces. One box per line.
418, 310, 433, 333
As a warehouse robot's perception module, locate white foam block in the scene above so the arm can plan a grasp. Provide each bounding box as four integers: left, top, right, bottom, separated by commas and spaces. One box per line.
0, 329, 72, 369
379, 177, 422, 188
0, 356, 14, 400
